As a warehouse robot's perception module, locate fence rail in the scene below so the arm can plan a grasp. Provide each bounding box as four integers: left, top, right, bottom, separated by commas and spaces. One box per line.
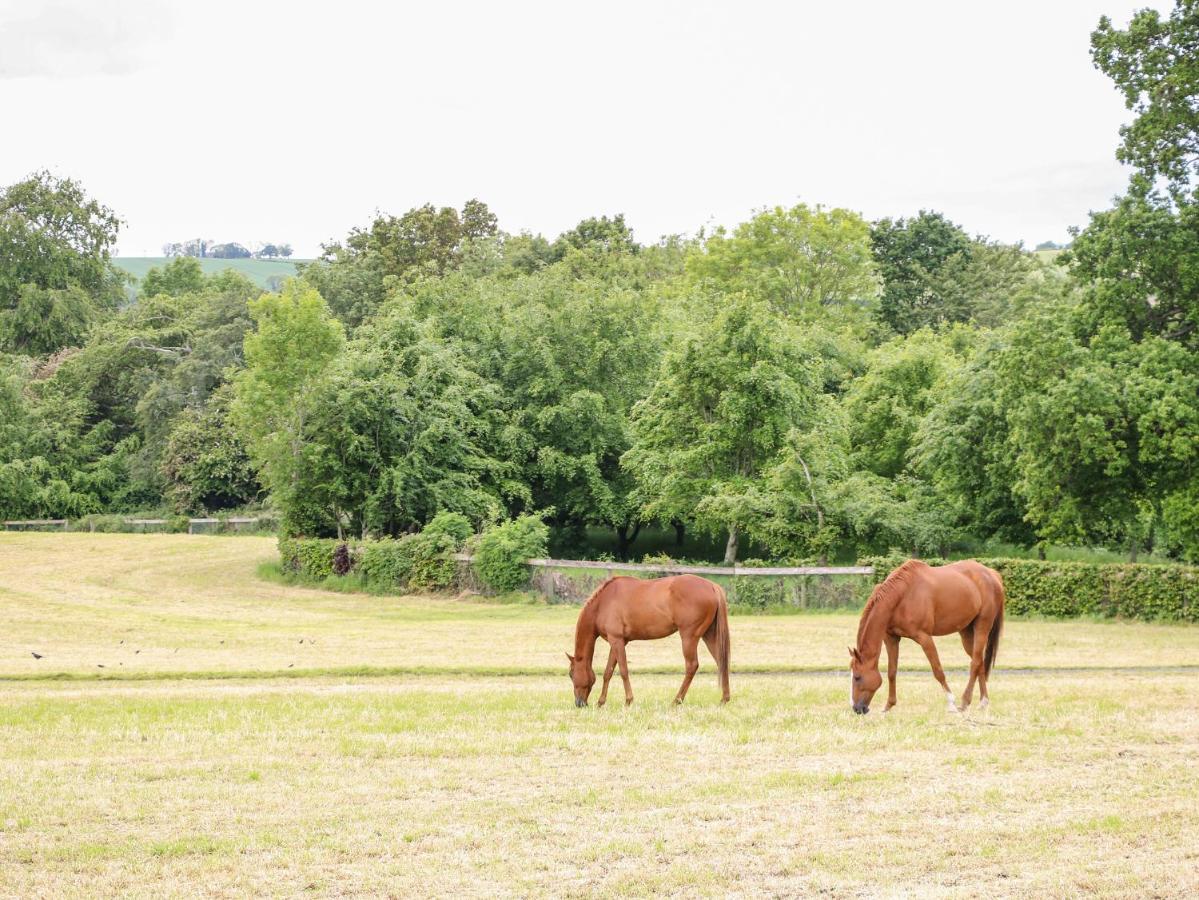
454, 553, 873, 578
3, 517, 262, 533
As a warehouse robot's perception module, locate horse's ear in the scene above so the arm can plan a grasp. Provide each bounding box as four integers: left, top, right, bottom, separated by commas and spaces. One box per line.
848, 646, 860, 662
565, 652, 575, 663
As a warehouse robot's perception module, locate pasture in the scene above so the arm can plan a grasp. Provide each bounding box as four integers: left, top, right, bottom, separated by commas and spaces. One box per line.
114, 257, 304, 295
1, 534, 1197, 897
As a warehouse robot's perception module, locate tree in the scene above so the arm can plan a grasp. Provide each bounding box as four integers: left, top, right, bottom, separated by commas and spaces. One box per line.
870, 211, 973, 334
993, 305, 1199, 555
1065, 186, 1199, 348
296, 308, 518, 537
550, 214, 639, 260
1092, 1, 1199, 199
0, 172, 125, 355
687, 204, 879, 331
303, 200, 498, 327
160, 386, 259, 513
208, 242, 251, 259
624, 295, 823, 563
229, 281, 344, 532
843, 328, 971, 479
140, 257, 205, 298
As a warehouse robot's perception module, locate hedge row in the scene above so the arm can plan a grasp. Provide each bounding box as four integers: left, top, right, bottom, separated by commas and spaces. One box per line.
278, 513, 549, 595
861, 555, 1198, 622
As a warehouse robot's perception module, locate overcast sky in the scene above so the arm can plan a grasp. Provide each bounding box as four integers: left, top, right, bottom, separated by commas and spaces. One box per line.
0, 0, 1167, 257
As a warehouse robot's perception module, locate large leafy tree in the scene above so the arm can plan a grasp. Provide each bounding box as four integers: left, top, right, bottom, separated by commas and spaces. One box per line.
0, 172, 126, 355
686, 204, 880, 332
296, 308, 520, 537
624, 295, 824, 563
1092, 0, 1199, 200
229, 281, 345, 532
871, 211, 973, 334
304, 200, 499, 327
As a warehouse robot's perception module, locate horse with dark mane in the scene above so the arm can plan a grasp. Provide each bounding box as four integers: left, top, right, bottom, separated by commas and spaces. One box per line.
849, 559, 1005, 714
567, 575, 731, 707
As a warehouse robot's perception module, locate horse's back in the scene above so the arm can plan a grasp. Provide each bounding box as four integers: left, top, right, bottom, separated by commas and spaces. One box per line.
598, 575, 721, 640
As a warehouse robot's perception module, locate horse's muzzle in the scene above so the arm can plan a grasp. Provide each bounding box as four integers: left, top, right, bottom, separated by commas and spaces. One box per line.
575, 697, 587, 708
853, 703, 869, 715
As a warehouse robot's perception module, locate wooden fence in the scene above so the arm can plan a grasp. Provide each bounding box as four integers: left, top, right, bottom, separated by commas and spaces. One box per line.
3, 518, 263, 533
454, 554, 875, 607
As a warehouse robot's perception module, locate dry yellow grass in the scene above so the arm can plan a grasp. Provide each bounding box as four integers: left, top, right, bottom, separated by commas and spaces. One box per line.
1, 533, 1197, 897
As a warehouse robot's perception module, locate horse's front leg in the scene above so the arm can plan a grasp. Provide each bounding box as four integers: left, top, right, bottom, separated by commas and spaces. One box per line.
674, 630, 701, 704
611, 637, 634, 706
914, 632, 958, 712
597, 645, 617, 707
884, 633, 899, 711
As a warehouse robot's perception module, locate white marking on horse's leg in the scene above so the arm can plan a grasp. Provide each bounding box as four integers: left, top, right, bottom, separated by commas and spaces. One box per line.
946, 690, 959, 713
979, 697, 989, 711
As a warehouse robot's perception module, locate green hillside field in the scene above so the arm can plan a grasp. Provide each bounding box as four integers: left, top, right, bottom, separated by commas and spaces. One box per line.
115, 257, 307, 296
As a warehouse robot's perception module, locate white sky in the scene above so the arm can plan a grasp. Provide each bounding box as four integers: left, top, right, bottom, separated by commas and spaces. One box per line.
0, 0, 1167, 257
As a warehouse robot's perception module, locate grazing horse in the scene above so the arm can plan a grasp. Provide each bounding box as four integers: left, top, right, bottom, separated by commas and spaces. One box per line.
567, 575, 731, 707
849, 559, 1005, 715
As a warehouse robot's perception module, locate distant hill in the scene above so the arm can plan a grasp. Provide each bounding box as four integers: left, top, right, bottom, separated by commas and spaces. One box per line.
115, 257, 307, 296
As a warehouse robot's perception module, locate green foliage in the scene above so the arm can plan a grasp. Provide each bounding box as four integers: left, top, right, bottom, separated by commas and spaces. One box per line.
687, 204, 879, 330
229, 281, 344, 534
278, 537, 344, 580
1091, 1, 1199, 199
624, 295, 825, 563
0, 171, 125, 355
140, 257, 206, 298
871, 210, 973, 334
473, 515, 549, 592
421, 511, 473, 549
160, 387, 259, 514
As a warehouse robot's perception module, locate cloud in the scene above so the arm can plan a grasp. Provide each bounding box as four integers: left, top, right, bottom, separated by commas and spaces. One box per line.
0, 1, 172, 79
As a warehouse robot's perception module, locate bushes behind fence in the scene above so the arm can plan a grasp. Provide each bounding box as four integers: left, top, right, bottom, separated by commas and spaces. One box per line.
278, 512, 543, 594
862, 555, 1198, 622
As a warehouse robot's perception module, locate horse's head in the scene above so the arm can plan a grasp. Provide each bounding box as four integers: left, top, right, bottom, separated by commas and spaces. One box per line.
565, 652, 595, 707
848, 646, 881, 714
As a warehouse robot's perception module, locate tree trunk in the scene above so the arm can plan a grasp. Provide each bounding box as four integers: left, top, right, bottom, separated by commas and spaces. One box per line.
672, 519, 686, 549
614, 522, 642, 562
1129, 534, 1139, 563
723, 525, 739, 566
1037, 543, 1047, 561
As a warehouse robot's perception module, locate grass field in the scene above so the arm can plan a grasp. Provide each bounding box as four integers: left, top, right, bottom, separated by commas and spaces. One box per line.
115, 257, 305, 295
1, 534, 1197, 897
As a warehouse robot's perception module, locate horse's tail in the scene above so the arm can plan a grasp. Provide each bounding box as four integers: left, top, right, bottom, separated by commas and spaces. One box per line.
984, 570, 1005, 678
706, 582, 731, 701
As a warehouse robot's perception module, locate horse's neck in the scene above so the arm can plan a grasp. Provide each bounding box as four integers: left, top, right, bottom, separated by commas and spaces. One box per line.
573, 601, 599, 662
857, 595, 897, 661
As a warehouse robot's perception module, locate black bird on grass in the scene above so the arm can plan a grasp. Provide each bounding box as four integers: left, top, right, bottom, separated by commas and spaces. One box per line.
31, 651, 43, 660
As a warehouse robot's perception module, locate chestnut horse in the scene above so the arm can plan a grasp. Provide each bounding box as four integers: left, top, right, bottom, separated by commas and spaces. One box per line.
567, 575, 730, 707
849, 559, 1005, 715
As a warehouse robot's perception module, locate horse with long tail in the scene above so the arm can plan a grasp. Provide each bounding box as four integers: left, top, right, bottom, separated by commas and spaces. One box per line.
567, 575, 731, 707
849, 559, 1005, 714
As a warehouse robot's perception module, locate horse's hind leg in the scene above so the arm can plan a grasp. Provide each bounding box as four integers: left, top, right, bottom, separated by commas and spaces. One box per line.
597, 646, 618, 708
960, 619, 992, 711
675, 630, 701, 704
701, 631, 724, 700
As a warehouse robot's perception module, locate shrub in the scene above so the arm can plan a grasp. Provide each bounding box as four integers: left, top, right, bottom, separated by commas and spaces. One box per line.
473, 515, 549, 593
332, 543, 352, 576
421, 511, 472, 550
859, 555, 1198, 622
357, 532, 459, 592
278, 537, 344, 579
